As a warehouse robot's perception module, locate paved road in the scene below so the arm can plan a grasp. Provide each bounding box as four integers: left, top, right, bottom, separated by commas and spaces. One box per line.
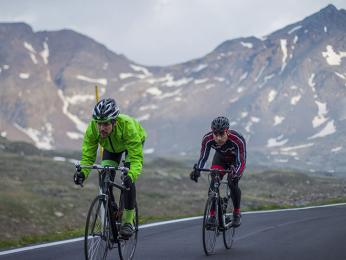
1, 204, 346, 260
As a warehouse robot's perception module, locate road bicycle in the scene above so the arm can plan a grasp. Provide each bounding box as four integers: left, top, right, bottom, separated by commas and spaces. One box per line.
195, 167, 236, 256
75, 164, 138, 260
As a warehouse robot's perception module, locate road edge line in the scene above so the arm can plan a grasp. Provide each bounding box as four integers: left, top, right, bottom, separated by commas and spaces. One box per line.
1, 202, 345, 255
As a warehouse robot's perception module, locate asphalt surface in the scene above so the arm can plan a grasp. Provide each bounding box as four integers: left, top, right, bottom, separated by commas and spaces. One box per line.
1, 204, 346, 260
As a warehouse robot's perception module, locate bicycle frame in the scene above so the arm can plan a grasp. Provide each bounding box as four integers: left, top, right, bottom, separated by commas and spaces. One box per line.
197, 167, 236, 255
76, 164, 139, 260
196, 167, 235, 230
81, 165, 129, 238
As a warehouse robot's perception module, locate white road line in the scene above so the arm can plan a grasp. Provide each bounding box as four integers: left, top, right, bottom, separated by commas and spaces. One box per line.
1, 202, 345, 256
0, 237, 84, 256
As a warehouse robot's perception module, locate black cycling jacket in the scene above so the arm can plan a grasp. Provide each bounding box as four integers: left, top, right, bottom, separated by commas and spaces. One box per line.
197, 130, 247, 176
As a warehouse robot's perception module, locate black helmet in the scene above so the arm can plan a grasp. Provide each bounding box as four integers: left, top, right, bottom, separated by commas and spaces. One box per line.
92, 98, 120, 122
211, 116, 229, 132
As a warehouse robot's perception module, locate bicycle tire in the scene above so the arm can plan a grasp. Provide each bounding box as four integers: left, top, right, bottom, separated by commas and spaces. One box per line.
85, 196, 110, 260
222, 197, 235, 249
117, 197, 139, 260
202, 197, 218, 255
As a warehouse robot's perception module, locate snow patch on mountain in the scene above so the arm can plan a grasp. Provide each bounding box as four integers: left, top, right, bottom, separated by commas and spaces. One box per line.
146, 74, 171, 84
146, 87, 162, 96
194, 78, 209, 84
14, 122, 54, 150
308, 120, 336, 139
139, 104, 158, 111
58, 90, 88, 133
273, 116, 285, 126
144, 148, 155, 154
280, 39, 288, 73
76, 75, 108, 86
335, 72, 346, 80
255, 64, 266, 82
137, 114, 150, 121
241, 42, 253, 48
308, 73, 317, 95
312, 101, 328, 128
237, 87, 244, 93
268, 90, 277, 103
229, 97, 239, 103
205, 84, 216, 89
280, 143, 314, 152
241, 112, 248, 118
267, 135, 288, 147
288, 25, 302, 34
290, 94, 301, 105
66, 131, 83, 140
214, 77, 225, 82
40, 41, 49, 64
24, 41, 38, 64
156, 89, 182, 99
259, 74, 275, 88
191, 64, 208, 73
331, 146, 342, 153
19, 73, 30, 79
238, 72, 248, 83
251, 117, 260, 123
322, 45, 346, 66
162, 75, 193, 87
24, 41, 36, 53
130, 64, 151, 76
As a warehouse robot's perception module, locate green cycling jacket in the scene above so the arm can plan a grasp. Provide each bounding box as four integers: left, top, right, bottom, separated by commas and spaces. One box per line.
80, 114, 147, 182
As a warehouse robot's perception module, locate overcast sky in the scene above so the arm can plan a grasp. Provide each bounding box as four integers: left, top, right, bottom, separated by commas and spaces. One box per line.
1, 0, 346, 66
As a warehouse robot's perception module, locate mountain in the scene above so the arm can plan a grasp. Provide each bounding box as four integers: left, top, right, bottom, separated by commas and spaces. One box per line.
0, 4, 346, 174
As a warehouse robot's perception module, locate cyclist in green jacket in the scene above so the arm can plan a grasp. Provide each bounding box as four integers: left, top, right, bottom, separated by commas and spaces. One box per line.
73, 98, 147, 237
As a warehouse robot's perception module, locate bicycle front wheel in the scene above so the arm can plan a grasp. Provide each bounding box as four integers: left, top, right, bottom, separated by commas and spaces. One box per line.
222, 202, 235, 249
202, 197, 218, 255
85, 196, 110, 260
118, 203, 139, 260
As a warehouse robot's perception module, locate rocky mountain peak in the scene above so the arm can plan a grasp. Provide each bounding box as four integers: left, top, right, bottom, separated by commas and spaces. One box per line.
301, 4, 346, 31
0, 22, 33, 36
1, 5, 346, 175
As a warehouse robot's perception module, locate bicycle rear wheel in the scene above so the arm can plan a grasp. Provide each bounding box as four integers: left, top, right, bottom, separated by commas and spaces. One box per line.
118, 202, 139, 260
85, 196, 110, 260
202, 197, 219, 255
222, 197, 235, 249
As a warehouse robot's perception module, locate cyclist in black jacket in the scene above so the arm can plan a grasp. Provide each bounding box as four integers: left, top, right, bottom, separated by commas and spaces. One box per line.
190, 116, 247, 227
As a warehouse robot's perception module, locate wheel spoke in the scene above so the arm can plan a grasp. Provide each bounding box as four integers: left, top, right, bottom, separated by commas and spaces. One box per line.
118, 205, 138, 260
203, 198, 218, 255
223, 198, 235, 249
85, 197, 109, 260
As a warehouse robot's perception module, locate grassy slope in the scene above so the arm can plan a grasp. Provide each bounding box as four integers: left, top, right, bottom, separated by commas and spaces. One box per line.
0, 149, 346, 249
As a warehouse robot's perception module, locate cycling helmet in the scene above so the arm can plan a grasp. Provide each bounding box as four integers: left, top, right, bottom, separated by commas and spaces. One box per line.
92, 98, 120, 122
211, 116, 229, 132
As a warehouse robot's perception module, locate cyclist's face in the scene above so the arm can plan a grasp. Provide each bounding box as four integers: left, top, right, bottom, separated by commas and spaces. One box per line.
213, 130, 228, 145
97, 121, 113, 138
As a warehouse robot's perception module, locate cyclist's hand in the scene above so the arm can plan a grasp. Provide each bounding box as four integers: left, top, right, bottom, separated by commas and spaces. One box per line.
122, 175, 132, 189
190, 169, 200, 182
74, 171, 85, 186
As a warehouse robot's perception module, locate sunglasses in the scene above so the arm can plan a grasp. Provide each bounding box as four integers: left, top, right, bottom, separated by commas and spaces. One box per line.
213, 130, 226, 136
96, 121, 114, 127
